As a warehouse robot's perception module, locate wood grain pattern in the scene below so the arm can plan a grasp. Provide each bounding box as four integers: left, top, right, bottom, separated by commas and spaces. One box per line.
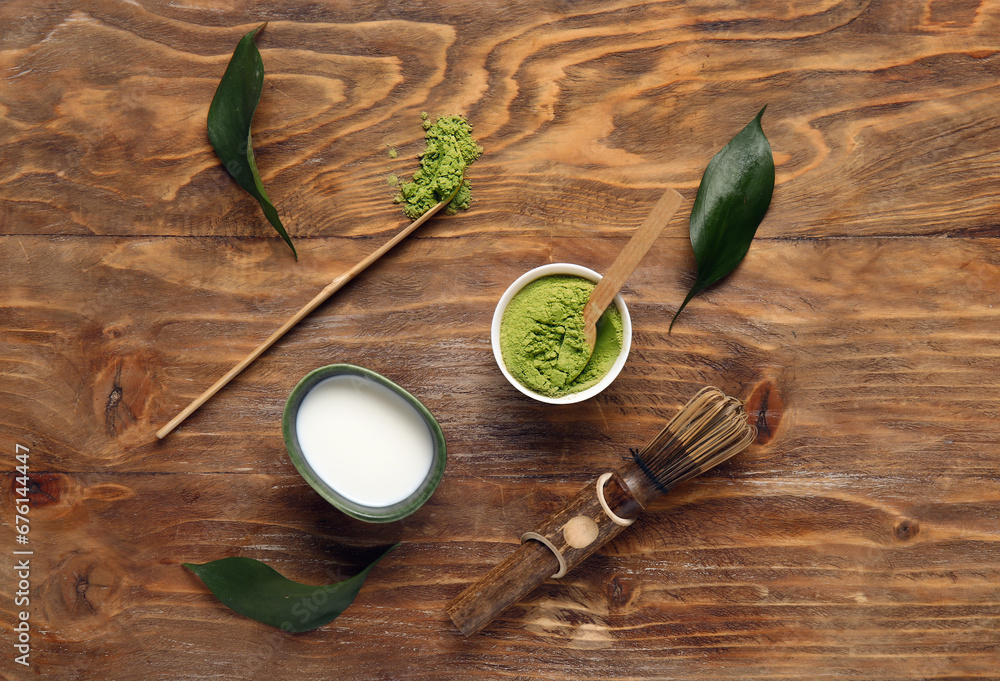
2, 0, 1000, 679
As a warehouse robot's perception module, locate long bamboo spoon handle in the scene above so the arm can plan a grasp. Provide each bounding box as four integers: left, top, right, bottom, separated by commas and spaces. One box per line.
156, 194, 456, 440
582, 187, 683, 348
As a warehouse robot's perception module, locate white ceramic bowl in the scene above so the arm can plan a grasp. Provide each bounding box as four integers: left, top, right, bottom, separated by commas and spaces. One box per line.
491, 263, 632, 404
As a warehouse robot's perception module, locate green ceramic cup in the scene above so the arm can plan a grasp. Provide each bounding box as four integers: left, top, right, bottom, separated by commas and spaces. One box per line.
282, 364, 447, 523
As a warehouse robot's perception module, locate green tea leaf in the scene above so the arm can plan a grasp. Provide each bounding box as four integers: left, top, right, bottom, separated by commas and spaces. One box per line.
208, 23, 296, 258
184, 543, 397, 632
670, 106, 774, 330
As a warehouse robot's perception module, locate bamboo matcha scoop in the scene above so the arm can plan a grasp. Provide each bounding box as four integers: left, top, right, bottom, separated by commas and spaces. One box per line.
556, 188, 683, 382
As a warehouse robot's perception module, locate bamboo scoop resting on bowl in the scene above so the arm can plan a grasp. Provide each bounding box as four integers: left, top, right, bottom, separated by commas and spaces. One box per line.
556, 188, 684, 382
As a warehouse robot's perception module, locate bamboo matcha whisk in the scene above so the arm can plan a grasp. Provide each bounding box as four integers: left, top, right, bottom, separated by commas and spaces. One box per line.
447, 386, 756, 636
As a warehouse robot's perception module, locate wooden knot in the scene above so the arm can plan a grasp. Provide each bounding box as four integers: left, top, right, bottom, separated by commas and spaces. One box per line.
94, 352, 158, 437
606, 574, 636, 610
894, 517, 919, 541
16, 473, 62, 508
745, 379, 784, 445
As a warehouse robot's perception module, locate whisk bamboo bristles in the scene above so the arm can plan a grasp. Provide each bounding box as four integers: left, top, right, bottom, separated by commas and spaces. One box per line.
447, 386, 755, 636
156, 189, 460, 440
632, 386, 756, 496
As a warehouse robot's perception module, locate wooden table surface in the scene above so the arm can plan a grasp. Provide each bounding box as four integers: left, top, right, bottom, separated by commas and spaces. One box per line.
2, 1, 999, 679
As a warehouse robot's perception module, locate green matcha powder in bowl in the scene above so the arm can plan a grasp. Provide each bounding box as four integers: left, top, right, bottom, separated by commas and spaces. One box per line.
492, 263, 633, 404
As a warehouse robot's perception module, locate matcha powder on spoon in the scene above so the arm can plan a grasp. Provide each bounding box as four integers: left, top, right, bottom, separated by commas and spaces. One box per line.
395, 113, 483, 219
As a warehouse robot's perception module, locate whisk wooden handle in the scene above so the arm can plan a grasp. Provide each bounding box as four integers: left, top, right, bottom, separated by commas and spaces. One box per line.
446, 537, 559, 637
447, 470, 642, 636
448, 387, 754, 636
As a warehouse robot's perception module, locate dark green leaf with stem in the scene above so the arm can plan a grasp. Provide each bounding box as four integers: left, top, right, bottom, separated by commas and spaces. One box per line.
670, 106, 774, 330
208, 23, 296, 258
183, 543, 397, 632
